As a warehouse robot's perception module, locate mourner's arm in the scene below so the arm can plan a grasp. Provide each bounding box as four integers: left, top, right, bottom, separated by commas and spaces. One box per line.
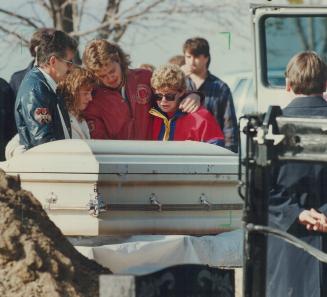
85, 114, 109, 139
18, 88, 57, 149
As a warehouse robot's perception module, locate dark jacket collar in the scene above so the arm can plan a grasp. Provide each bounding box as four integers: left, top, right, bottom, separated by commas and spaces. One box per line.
286, 95, 327, 108
27, 60, 35, 71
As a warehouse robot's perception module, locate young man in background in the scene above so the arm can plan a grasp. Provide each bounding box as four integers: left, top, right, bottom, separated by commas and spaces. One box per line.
182, 37, 238, 152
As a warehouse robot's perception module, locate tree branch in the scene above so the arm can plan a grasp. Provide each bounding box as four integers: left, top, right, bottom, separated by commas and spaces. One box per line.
118, 0, 146, 18
77, 0, 87, 31
49, 0, 58, 27
121, 0, 163, 24
96, 0, 121, 39
60, 0, 71, 11
112, 23, 127, 42
0, 25, 29, 45
69, 19, 117, 38
0, 8, 39, 28
35, 0, 51, 12
71, 0, 79, 33
30, 1, 48, 27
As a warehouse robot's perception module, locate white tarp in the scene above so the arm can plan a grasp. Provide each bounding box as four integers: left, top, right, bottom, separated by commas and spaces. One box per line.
73, 229, 243, 274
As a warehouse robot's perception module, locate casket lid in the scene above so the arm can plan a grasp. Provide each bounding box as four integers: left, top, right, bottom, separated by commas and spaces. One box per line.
1, 139, 237, 174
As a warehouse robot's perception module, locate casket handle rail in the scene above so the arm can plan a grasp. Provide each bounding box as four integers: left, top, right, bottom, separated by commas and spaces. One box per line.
43, 190, 242, 213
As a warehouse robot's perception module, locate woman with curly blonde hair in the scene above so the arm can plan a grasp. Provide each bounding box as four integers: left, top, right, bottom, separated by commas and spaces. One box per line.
57, 67, 97, 139
149, 64, 224, 145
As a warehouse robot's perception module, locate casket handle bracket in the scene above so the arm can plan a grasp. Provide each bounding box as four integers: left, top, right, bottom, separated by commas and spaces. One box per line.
87, 184, 106, 217
45, 192, 58, 210
200, 193, 212, 211
149, 193, 162, 212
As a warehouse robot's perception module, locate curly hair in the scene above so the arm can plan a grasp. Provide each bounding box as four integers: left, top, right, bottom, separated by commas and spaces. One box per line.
57, 66, 97, 120
151, 64, 186, 92
82, 39, 131, 76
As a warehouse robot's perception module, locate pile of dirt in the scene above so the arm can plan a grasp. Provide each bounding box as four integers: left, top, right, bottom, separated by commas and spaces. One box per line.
0, 170, 111, 297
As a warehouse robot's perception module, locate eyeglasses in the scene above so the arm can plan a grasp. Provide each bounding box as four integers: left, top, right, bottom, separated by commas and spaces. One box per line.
58, 56, 74, 66
153, 92, 177, 101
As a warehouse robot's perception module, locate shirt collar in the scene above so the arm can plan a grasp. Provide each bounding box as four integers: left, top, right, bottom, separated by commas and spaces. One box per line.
192, 71, 213, 91
204, 71, 215, 82
38, 67, 57, 93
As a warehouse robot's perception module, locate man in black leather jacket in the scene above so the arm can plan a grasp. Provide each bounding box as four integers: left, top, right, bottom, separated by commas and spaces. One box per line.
15, 30, 77, 150
9, 28, 55, 99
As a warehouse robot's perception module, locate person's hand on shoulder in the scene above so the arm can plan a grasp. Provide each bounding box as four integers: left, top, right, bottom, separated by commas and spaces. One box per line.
179, 93, 200, 113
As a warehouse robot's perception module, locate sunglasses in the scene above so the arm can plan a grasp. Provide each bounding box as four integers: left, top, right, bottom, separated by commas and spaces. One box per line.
153, 92, 177, 101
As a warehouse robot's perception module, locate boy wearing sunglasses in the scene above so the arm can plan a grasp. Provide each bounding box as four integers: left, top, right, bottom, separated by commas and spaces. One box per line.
149, 64, 224, 145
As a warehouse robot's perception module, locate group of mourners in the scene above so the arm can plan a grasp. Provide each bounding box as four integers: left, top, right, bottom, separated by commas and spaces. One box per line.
4, 28, 239, 159
2, 27, 327, 297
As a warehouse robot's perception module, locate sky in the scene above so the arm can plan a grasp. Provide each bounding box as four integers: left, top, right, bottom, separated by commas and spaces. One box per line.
0, 0, 312, 82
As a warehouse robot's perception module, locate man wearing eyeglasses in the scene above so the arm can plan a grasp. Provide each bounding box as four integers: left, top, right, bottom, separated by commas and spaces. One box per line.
9, 28, 55, 99
14, 30, 77, 151
149, 64, 224, 145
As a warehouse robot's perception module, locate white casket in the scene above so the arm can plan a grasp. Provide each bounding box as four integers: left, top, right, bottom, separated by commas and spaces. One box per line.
0, 139, 242, 236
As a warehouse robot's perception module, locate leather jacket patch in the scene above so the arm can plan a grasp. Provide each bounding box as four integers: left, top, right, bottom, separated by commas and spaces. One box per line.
34, 107, 52, 124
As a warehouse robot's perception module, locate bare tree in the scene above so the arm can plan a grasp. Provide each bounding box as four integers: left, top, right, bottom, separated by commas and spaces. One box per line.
0, 0, 242, 50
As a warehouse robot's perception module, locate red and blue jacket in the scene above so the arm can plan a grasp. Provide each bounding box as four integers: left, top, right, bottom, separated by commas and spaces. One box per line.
149, 106, 224, 146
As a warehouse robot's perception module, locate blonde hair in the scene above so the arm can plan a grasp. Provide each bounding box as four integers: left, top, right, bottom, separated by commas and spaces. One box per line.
286, 51, 327, 94
82, 39, 130, 76
139, 63, 155, 72
151, 64, 186, 91
57, 66, 97, 120
168, 55, 185, 67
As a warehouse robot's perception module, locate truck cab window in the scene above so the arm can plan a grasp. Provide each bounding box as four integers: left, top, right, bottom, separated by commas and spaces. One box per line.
263, 15, 327, 87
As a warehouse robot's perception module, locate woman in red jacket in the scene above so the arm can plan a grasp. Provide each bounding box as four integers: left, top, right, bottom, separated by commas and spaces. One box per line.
149, 64, 224, 146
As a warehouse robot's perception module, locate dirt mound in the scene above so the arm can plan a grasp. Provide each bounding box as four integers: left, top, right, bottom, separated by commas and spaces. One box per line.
0, 170, 111, 297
